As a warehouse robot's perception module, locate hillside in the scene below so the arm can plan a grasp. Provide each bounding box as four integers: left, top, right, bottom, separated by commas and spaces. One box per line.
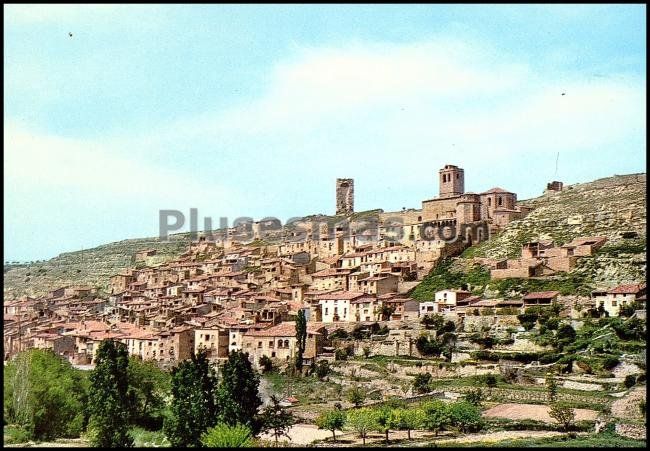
411, 173, 646, 300
4, 173, 645, 301
3, 209, 385, 300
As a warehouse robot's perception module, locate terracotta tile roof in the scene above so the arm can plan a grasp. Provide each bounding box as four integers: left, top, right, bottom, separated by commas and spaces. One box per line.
315, 291, 366, 301
245, 321, 322, 337
312, 268, 352, 278
607, 283, 646, 294
523, 291, 560, 299
482, 187, 513, 194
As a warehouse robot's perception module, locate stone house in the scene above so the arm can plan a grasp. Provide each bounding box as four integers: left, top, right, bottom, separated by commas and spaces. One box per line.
316, 291, 366, 323
522, 291, 560, 307
594, 283, 646, 317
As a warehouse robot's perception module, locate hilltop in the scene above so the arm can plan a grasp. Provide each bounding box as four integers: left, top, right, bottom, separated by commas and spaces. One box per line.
411, 173, 646, 300
3, 174, 646, 300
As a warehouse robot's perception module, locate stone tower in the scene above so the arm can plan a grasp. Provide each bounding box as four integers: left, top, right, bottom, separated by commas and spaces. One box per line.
336, 178, 354, 215
439, 164, 464, 198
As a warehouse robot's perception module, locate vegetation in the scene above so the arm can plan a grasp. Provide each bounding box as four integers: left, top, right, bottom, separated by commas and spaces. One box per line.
200, 423, 255, 448
295, 309, 307, 373
127, 358, 171, 430
217, 350, 262, 434
87, 340, 134, 447
258, 395, 295, 444
412, 372, 433, 394
549, 402, 576, 432
347, 385, 367, 407
3, 349, 89, 442
315, 408, 346, 441
345, 407, 375, 445
164, 349, 219, 447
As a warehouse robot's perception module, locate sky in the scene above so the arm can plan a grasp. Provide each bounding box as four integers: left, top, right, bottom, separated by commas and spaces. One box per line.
4, 4, 647, 262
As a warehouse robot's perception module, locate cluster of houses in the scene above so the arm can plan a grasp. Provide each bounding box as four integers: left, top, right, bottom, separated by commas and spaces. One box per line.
3, 165, 645, 369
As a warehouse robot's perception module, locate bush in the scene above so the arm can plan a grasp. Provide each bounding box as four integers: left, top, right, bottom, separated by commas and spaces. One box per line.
415, 335, 441, 357
624, 375, 636, 389
602, 356, 620, 370
334, 348, 348, 361
258, 355, 273, 374
200, 423, 255, 447
314, 360, 330, 379
347, 385, 367, 407
413, 372, 432, 394
448, 401, 484, 433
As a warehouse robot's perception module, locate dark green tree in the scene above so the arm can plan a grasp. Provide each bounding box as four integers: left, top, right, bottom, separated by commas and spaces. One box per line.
295, 310, 307, 373
258, 395, 295, 444
87, 340, 134, 447
127, 358, 171, 429
163, 349, 219, 447
315, 408, 346, 441
412, 372, 432, 394
218, 350, 262, 434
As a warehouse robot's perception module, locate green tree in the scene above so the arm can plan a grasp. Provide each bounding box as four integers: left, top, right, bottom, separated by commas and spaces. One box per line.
517, 312, 538, 330
295, 310, 307, 373
217, 350, 262, 434
315, 408, 346, 441
483, 374, 498, 395
373, 406, 395, 445
258, 395, 295, 444
347, 385, 367, 407
127, 358, 171, 429
4, 349, 89, 441
549, 402, 575, 431
421, 313, 444, 330
88, 340, 134, 447
391, 407, 424, 440
464, 388, 483, 407
200, 423, 255, 448
314, 360, 330, 379
624, 375, 637, 389
164, 349, 219, 447
545, 373, 558, 402
345, 407, 376, 445
447, 401, 484, 433
380, 304, 396, 320
413, 372, 433, 394
258, 355, 273, 374
421, 400, 450, 436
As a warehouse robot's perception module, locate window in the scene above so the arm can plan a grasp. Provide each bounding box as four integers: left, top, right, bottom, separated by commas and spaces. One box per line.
498, 197, 503, 206
488, 198, 491, 206
258, 341, 262, 348
205, 334, 210, 340
456, 174, 459, 179
284, 340, 290, 347
269, 341, 274, 348
612, 300, 617, 307
271, 352, 276, 357
324, 307, 328, 315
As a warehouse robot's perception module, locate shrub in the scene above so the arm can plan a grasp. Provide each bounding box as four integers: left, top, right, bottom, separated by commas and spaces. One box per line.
346, 385, 367, 407
334, 348, 348, 361
624, 375, 636, 389
549, 402, 575, 431
412, 372, 432, 394
602, 356, 620, 370
200, 423, 255, 447
258, 355, 273, 374
315, 360, 330, 379
464, 388, 483, 406
448, 401, 484, 433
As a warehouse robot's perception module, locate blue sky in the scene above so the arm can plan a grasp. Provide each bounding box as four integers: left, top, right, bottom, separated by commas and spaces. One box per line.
4, 4, 646, 262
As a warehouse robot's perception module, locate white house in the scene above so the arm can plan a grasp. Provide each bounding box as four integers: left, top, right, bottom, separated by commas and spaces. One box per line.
315, 291, 366, 323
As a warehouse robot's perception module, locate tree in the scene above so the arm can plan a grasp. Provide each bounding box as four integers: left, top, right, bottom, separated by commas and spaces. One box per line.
464, 388, 483, 407
483, 374, 498, 395
4, 349, 89, 441
421, 400, 450, 436
316, 408, 346, 441
545, 373, 558, 402
164, 349, 219, 447
415, 335, 441, 357
200, 423, 255, 447
391, 407, 424, 440
258, 395, 295, 444
619, 302, 636, 318
88, 340, 134, 447
413, 372, 432, 394
447, 401, 483, 433
639, 399, 646, 417
314, 360, 330, 379
549, 402, 575, 431
373, 406, 395, 444
380, 304, 396, 320
258, 355, 273, 374
556, 324, 576, 349
295, 310, 307, 373
517, 312, 538, 330
127, 358, 171, 430
347, 385, 367, 407
218, 350, 262, 434
421, 313, 444, 330
345, 407, 376, 445
624, 375, 637, 389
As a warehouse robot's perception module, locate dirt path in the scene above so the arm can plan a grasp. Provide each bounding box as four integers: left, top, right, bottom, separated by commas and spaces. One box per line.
259, 423, 341, 445
436, 430, 568, 444
611, 385, 646, 420
483, 403, 598, 422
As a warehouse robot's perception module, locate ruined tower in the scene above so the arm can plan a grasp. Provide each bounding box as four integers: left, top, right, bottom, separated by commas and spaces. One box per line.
336, 178, 354, 215
439, 164, 464, 198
